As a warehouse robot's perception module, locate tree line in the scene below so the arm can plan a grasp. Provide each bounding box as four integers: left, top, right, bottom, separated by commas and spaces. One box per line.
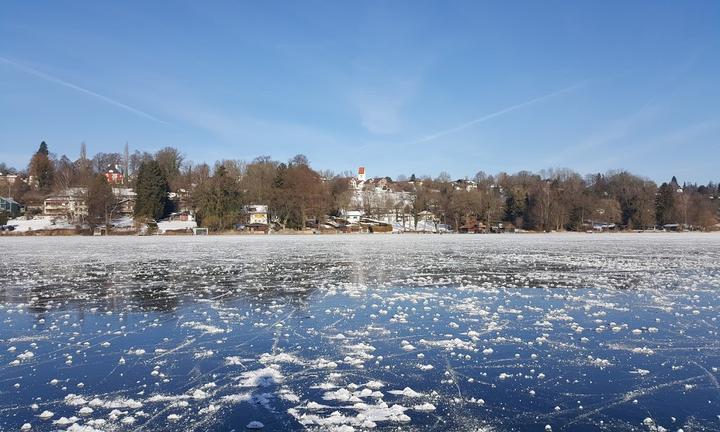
1, 142, 718, 231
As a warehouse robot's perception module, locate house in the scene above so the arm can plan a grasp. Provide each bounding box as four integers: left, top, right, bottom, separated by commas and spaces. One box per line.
112, 187, 136, 215
43, 188, 136, 222
0, 173, 19, 186
373, 210, 414, 226
349, 167, 367, 191
44, 188, 88, 222
237, 204, 269, 233
586, 220, 616, 231
341, 209, 363, 224
459, 219, 486, 233
490, 222, 510, 233
105, 164, 125, 185
43, 196, 88, 221
367, 177, 390, 191
416, 210, 436, 223
244, 205, 268, 225
453, 179, 478, 191
168, 189, 192, 213
167, 211, 194, 222
1, 197, 24, 217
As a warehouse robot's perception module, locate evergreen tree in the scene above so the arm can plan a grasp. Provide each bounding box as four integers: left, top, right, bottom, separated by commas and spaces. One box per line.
134, 160, 169, 221
270, 163, 293, 228
655, 182, 675, 226
503, 191, 526, 228
29, 141, 54, 191
273, 163, 287, 188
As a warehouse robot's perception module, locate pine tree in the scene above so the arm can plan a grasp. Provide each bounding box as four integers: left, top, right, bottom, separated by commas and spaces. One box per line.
655, 182, 675, 226
134, 160, 169, 221
29, 141, 54, 191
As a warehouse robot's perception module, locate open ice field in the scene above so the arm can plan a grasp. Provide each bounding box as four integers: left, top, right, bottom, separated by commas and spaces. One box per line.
0, 233, 719, 432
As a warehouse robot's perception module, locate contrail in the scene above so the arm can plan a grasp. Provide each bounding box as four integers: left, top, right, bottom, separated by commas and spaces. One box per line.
0, 56, 170, 125
412, 80, 587, 144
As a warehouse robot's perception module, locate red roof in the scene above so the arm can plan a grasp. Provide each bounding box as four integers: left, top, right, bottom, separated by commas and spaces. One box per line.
358, 167, 365, 175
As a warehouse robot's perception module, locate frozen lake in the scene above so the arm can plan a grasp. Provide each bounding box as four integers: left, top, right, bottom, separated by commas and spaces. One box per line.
1, 233, 719, 431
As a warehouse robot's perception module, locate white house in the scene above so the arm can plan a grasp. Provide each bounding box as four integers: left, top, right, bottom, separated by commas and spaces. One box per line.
244, 204, 268, 225
342, 210, 363, 224
43, 195, 88, 222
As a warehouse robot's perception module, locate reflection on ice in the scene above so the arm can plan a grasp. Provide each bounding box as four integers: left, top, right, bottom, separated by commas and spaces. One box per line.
0, 233, 719, 431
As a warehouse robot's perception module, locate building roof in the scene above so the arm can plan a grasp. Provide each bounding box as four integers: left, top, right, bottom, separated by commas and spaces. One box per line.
112, 187, 136, 197
244, 204, 268, 213
44, 195, 85, 201
106, 164, 125, 174
0, 197, 21, 205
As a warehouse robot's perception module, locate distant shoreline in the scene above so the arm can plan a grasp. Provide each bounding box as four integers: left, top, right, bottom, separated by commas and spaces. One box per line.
2, 229, 718, 238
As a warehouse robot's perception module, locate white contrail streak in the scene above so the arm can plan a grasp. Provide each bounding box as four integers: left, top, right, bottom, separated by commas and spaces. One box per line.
412, 81, 587, 144
0, 56, 169, 125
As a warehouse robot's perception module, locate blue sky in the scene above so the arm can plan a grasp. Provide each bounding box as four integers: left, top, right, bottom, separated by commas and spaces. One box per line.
1, 1, 719, 183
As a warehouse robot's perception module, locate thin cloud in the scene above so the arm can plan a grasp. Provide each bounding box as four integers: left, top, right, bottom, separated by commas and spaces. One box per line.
543, 101, 661, 168
0, 56, 169, 125
351, 78, 419, 135
412, 81, 588, 144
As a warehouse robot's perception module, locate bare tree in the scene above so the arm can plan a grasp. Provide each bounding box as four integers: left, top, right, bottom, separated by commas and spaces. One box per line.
53, 155, 76, 192
155, 147, 185, 187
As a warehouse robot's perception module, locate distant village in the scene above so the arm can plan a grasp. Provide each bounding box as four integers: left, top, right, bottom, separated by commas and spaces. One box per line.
1, 142, 719, 235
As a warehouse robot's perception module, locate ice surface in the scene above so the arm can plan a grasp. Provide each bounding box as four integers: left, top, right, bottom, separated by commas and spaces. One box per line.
0, 233, 719, 431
